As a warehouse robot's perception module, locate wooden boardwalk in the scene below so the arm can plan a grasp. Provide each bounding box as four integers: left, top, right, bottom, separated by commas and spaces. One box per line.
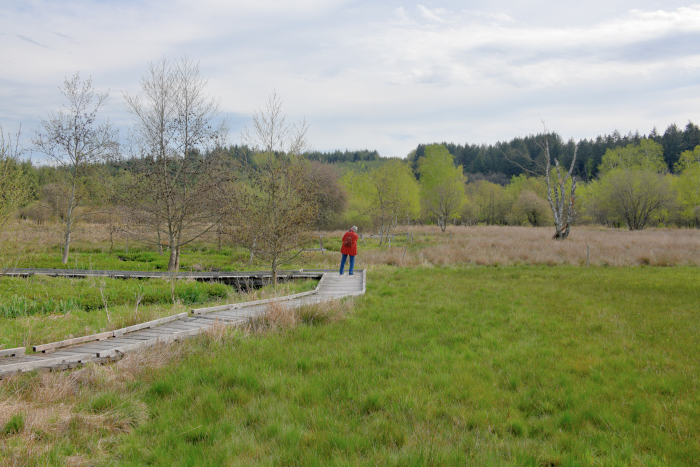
0, 270, 365, 378
0, 268, 324, 287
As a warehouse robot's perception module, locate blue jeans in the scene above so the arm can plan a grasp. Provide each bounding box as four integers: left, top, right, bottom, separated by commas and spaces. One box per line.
339, 254, 355, 275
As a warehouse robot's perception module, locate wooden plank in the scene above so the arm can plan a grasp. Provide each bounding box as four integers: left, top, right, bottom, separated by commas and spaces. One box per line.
0, 354, 92, 374
157, 322, 209, 332
97, 327, 204, 358
33, 331, 113, 353
197, 315, 246, 323
112, 312, 188, 337
0, 347, 25, 358
191, 288, 319, 315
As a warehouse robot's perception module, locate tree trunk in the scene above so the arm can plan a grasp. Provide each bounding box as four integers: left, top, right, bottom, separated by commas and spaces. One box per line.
62, 228, 71, 264
157, 229, 163, 255
167, 243, 180, 272
271, 257, 278, 285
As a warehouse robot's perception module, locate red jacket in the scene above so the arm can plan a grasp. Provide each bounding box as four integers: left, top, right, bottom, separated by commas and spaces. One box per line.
341, 230, 359, 256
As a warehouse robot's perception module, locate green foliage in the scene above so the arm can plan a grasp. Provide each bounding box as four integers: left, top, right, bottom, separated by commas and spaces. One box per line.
418, 144, 466, 230
368, 160, 420, 233
0, 126, 32, 237
599, 139, 668, 175
503, 175, 551, 226
673, 145, 700, 226
465, 180, 509, 225
3, 413, 25, 435
598, 168, 676, 230
340, 160, 419, 233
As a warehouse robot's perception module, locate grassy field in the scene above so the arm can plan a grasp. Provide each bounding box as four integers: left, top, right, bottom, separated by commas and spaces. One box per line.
2, 265, 698, 465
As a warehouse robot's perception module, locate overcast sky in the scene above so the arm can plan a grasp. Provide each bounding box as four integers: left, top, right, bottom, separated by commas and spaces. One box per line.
1, 0, 699, 159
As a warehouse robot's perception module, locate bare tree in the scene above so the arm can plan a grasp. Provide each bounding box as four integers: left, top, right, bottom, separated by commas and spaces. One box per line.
234, 92, 316, 283
242, 90, 309, 158
237, 156, 317, 284
32, 73, 118, 263
507, 125, 578, 239
120, 56, 229, 272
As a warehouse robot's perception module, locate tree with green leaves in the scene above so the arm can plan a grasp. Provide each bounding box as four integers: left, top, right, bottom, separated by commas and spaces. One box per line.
465, 180, 508, 225
597, 139, 674, 230
599, 139, 667, 174
368, 160, 419, 243
598, 169, 675, 230
32, 73, 118, 264
418, 144, 466, 232
0, 125, 32, 238
673, 145, 700, 227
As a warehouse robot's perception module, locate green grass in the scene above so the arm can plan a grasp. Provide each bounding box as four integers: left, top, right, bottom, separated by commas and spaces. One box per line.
5, 265, 694, 465
0, 267, 700, 466
1, 233, 406, 273
3, 244, 254, 272
0, 275, 231, 316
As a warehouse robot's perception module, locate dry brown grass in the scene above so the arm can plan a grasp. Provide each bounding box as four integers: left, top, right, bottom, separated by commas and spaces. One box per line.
0, 341, 184, 465
245, 298, 353, 334
357, 225, 700, 267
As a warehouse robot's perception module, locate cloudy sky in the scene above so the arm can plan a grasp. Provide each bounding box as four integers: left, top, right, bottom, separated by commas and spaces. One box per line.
1, 0, 699, 158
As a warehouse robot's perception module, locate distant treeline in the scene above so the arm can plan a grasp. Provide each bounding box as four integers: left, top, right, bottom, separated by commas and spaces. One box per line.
411, 122, 700, 182
305, 149, 380, 163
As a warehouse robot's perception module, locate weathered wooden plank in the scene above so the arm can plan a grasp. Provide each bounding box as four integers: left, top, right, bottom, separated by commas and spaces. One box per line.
191, 289, 320, 315
96, 328, 204, 358
159, 319, 209, 328
0, 354, 92, 374
33, 331, 114, 353
112, 312, 188, 337
197, 315, 246, 323
121, 330, 173, 338
0, 347, 25, 357
156, 322, 209, 332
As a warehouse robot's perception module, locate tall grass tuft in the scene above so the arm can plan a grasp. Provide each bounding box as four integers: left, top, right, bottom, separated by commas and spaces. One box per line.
245, 298, 353, 334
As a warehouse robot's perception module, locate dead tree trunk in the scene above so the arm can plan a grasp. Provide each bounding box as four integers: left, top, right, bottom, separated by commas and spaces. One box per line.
541, 139, 578, 240
505, 125, 579, 240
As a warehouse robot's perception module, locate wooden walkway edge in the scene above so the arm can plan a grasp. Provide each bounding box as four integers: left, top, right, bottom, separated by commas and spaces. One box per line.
0, 270, 365, 378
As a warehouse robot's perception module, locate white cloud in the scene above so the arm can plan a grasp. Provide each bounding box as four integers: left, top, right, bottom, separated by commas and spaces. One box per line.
417, 5, 449, 23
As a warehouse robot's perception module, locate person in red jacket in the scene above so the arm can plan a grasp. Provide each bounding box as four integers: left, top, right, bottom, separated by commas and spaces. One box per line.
339, 226, 359, 276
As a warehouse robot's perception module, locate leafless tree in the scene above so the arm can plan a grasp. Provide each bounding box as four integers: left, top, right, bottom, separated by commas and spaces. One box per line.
32, 73, 118, 263
507, 125, 578, 239
234, 92, 316, 283
242, 90, 309, 158
237, 156, 317, 284
120, 56, 230, 272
